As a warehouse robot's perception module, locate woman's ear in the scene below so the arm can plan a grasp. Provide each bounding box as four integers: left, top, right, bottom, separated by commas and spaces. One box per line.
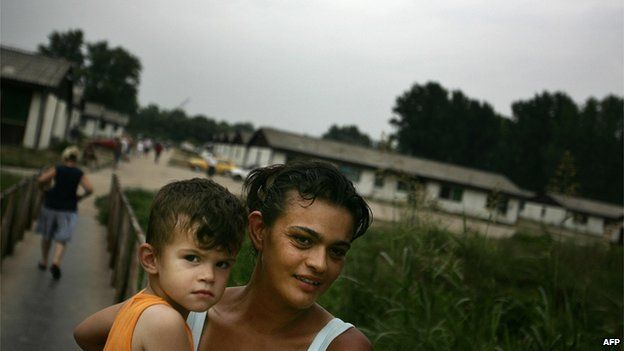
248, 211, 266, 252
138, 243, 158, 274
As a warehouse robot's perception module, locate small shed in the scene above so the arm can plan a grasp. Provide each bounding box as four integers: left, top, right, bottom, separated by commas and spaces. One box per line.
1, 46, 74, 149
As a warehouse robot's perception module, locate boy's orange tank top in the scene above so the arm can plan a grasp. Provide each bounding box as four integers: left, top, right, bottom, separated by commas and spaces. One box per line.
103, 290, 193, 351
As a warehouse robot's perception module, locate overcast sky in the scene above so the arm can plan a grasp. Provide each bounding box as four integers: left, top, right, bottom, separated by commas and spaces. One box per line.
2, 0, 622, 139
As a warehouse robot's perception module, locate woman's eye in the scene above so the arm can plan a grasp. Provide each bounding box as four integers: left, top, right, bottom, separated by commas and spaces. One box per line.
216, 261, 231, 269
329, 247, 347, 258
184, 255, 200, 263
292, 235, 312, 247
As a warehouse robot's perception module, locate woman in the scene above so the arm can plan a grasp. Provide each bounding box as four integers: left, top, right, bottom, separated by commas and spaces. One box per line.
75, 160, 372, 350
37, 146, 93, 279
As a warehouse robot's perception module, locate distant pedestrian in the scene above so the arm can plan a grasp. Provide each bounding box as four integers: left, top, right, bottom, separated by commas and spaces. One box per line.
35, 146, 93, 280
154, 142, 163, 163
82, 142, 98, 170
113, 137, 122, 169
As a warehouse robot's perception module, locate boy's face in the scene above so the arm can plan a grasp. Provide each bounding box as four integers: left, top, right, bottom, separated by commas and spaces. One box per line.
154, 230, 236, 315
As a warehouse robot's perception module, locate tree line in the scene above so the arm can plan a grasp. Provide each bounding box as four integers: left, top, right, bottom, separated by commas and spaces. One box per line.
389, 82, 623, 205
127, 104, 254, 144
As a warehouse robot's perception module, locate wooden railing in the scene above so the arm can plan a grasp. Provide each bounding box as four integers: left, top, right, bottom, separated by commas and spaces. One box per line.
1, 173, 44, 261
106, 174, 146, 302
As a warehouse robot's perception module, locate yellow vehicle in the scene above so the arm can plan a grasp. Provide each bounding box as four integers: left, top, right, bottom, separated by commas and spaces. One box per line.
188, 157, 236, 175
214, 159, 236, 175
188, 157, 210, 171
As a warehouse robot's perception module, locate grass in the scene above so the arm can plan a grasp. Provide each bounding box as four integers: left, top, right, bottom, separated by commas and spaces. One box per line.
0, 172, 25, 192
95, 190, 623, 350
0, 145, 60, 169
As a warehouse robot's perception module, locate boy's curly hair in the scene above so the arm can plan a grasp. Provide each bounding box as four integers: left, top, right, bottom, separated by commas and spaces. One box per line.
146, 178, 247, 254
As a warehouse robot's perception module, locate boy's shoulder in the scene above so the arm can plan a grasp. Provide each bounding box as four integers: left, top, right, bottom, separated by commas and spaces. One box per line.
133, 304, 191, 350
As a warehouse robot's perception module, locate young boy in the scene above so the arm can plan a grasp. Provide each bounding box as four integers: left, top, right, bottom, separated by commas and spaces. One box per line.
101, 178, 247, 351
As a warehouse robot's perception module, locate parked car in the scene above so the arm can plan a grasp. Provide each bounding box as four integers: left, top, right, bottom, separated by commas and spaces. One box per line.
188, 157, 235, 175
188, 157, 210, 171
230, 164, 259, 181
214, 159, 236, 175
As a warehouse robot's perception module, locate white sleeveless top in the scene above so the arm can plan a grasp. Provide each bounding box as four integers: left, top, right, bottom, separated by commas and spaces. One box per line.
186, 312, 353, 351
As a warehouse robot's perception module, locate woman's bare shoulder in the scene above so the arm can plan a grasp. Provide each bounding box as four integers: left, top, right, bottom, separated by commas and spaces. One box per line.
326, 327, 372, 351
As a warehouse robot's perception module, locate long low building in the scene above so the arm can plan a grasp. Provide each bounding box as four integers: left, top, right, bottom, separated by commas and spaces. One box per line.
232, 127, 533, 225
79, 102, 129, 139
520, 193, 623, 240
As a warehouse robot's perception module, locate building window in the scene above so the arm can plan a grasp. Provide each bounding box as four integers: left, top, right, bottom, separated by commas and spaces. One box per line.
486, 192, 509, 215
573, 213, 588, 224
113, 124, 119, 132
339, 165, 361, 183
396, 180, 409, 191
541, 206, 546, 218
374, 173, 384, 188
99, 119, 107, 130
439, 185, 463, 202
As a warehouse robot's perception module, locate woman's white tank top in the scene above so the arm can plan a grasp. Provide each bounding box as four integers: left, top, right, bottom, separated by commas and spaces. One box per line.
186, 313, 353, 351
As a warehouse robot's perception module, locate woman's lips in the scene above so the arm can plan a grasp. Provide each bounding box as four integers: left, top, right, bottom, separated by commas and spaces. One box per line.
294, 274, 322, 290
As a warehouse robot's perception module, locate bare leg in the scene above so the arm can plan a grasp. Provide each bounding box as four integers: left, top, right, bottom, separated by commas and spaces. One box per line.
40, 238, 52, 266
51, 242, 67, 266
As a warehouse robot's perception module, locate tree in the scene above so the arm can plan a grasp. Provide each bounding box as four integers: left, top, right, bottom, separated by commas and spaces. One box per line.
390, 82, 503, 170
84, 41, 141, 115
322, 124, 372, 147
38, 29, 85, 80
38, 29, 142, 115
547, 151, 580, 196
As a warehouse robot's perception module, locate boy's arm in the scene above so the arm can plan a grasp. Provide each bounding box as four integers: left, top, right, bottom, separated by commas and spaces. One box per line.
134, 305, 193, 351
74, 302, 124, 351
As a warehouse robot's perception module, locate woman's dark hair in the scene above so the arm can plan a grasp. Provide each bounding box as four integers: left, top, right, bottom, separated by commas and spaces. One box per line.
243, 160, 372, 241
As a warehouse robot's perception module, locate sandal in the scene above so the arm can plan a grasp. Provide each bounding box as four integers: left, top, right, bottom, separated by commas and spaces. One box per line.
37, 262, 47, 271
50, 264, 61, 280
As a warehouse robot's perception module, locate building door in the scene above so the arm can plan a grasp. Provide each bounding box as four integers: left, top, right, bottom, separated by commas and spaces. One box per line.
1, 85, 32, 145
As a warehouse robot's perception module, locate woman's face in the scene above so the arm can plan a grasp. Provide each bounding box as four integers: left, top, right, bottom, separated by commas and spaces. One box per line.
258, 192, 354, 310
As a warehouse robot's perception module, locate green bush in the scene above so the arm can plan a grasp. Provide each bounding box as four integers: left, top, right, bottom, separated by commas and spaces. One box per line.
318, 225, 622, 350
0, 172, 24, 192
0, 145, 60, 169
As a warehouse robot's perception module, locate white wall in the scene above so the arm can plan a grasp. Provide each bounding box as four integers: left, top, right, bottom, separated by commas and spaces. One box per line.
354, 170, 375, 197
38, 94, 58, 149
561, 213, 604, 236
520, 202, 567, 225
51, 101, 67, 140
22, 92, 43, 148
232, 145, 247, 166
245, 146, 273, 167
82, 119, 97, 137
270, 151, 287, 165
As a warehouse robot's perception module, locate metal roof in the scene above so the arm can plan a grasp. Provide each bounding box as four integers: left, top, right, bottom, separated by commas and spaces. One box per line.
255, 127, 532, 197
83, 102, 129, 126
548, 193, 623, 219
0, 46, 72, 88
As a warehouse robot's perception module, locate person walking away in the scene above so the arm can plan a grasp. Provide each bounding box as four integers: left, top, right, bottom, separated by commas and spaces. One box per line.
36, 146, 93, 279
154, 142, 163, 163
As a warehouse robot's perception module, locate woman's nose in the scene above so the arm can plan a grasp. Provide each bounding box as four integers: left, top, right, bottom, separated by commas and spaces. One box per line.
305, 247, 328, 273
